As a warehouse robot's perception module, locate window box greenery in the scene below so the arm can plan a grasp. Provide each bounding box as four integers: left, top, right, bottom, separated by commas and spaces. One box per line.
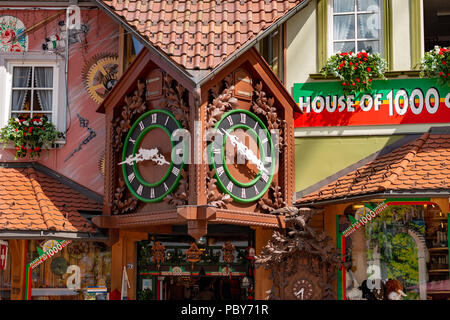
320, 50, 388, 95
420, 46, 450, 86
0, 116, 64, 159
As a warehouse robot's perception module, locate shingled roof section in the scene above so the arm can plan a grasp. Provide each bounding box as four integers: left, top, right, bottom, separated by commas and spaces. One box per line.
296, 133, 450, 205
0, 167, 101, 233
98, 0, 306, 70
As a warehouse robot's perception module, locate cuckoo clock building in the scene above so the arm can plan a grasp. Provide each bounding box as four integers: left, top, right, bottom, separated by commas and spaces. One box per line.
0, 0, 449, 301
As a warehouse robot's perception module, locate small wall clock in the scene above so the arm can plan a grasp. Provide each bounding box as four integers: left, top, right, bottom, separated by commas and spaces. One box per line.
292, 279, 314, 300
121, 109, 186, 202
209, 109, 275, 203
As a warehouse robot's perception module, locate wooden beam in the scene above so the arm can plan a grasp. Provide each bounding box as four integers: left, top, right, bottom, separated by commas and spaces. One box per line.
254, 227, 274, 300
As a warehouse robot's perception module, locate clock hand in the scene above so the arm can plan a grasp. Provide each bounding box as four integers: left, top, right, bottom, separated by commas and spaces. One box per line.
295, 288, 305, 297
221, 129, 268, 174
119, 147, 170, 166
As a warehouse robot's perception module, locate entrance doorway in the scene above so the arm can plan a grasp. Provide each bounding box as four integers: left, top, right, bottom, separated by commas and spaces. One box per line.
136, 226, 255, 301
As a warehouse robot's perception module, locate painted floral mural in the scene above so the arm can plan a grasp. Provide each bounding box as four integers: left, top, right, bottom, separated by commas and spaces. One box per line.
0, 15, 28, 52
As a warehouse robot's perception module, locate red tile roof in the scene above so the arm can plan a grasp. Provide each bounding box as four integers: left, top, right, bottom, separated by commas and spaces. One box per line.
98, 0, 306, 70
297, 133, 450, 204
0, 167, 101, 233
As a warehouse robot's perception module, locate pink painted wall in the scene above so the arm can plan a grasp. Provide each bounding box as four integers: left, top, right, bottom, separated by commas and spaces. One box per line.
1, 8, 120, 196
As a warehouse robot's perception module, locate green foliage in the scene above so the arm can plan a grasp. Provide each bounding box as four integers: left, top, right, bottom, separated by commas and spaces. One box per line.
0, 116, 62, 159
387, 233, 418, 288
137, 288, 154, 301
365, 205, 424, 297
320, 50, 387, 95
420, 46, 450, 86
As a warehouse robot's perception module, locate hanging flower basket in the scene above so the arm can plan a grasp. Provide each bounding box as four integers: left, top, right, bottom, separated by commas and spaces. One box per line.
320, 50, 387, 95
419, 46, 450, 86
0, 116, 63, 159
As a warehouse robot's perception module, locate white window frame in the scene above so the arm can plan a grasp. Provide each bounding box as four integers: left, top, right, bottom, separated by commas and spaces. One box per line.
0, 52, 65, 134
328, 0, 385, 56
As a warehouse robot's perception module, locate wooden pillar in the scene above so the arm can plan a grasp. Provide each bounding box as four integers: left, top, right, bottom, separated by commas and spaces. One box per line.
254, 227, 274, 300
111, 230, 147, 300
9, 240, 26, 300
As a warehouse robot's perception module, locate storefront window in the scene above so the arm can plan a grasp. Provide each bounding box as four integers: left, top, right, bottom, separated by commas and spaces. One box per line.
424, 1, 450, 52
137, 232, 255, 301
27, 240, 111, 300
341, 204, 449, 300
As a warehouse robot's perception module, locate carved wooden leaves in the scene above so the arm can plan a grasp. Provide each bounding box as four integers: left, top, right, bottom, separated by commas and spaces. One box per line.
112, 80, 146, 152
251, 81, 287, 152
206, 169, 232, 208
163, 73, 190, 130
164, 169, 189, 207
113, 177, 137, 215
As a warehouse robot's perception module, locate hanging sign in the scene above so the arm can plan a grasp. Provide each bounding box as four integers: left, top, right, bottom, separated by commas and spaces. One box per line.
0, 240, 8, 270
293, 78, 450, 128
24, 239, 72, 300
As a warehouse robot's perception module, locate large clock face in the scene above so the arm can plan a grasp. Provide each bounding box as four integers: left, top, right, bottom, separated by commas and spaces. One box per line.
121, 109, 185, 202
209, 109, 275, 203
292, 279, 314, 300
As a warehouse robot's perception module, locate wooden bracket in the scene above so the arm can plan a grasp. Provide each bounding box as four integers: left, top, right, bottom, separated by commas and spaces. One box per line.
177, 205, 217, 239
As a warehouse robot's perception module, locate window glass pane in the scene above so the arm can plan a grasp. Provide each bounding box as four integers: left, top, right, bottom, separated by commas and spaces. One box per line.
11, 112, 31, 119
34, 113, 52, 123
357, 0, 379, 12
344, 205, 450, 301
34, 67, 53, 88
357, 13, 380, 39
334, 15, 355, 40
27, 241, 111, 300
334, 0, 355, 13
12, 67, 31, 88
11, 89, 31, 111
334, 41, 355, 53
357, 40, 380, 53
34, 90, 52, 112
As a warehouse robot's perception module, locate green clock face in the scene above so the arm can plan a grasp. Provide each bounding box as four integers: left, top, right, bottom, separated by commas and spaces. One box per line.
121, 109, 185, 202
210, 109, 275, 203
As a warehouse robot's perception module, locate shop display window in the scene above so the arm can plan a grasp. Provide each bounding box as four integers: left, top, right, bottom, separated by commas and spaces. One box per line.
27, 240, 111, 300
340, 204, 449, 300
137, 233, 255, 301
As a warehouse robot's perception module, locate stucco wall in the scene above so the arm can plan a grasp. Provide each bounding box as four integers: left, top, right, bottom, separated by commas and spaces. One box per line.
286, 0, 317, 92
392, 0, 412, 70
294, 135, 404, 192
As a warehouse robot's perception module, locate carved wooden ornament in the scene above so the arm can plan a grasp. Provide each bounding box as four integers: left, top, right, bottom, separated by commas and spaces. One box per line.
256, 207, 342, 300
186, 242, 203, 269
151, 241, 166, 269
222, 241, 236, 264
